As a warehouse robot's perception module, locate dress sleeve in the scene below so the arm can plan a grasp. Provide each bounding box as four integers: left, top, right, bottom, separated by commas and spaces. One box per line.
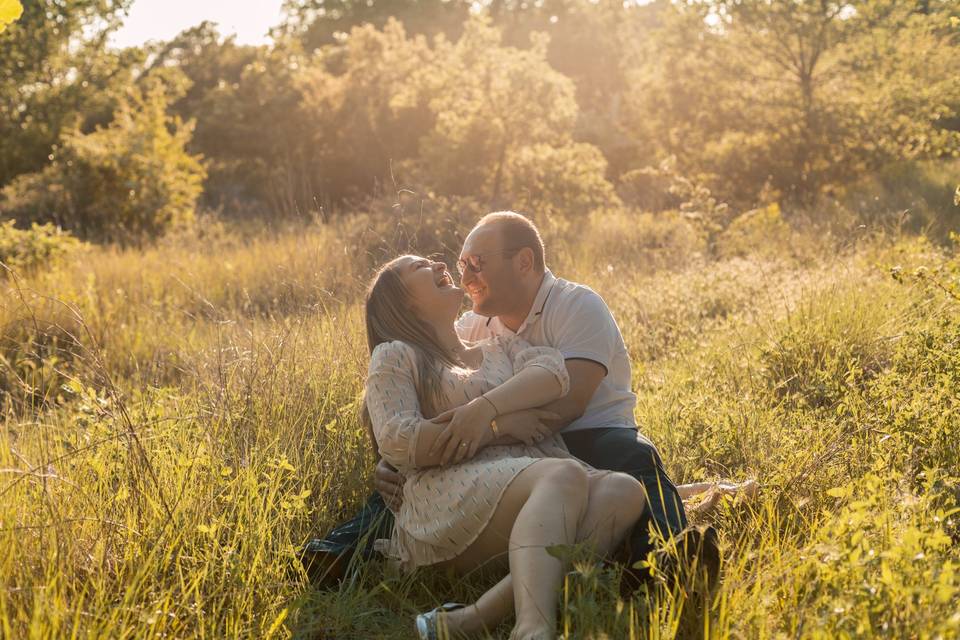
365, 341, 423, 475
503, 335, 570, 397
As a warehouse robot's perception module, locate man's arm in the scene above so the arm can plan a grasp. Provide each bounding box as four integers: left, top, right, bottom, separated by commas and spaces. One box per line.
493, 358, 606, 441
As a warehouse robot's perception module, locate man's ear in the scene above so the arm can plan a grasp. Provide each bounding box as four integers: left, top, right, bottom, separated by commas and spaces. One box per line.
516, 247, 535, 274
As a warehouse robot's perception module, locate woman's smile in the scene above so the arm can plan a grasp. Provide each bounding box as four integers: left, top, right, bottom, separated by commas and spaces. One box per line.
436, 271, 455, 289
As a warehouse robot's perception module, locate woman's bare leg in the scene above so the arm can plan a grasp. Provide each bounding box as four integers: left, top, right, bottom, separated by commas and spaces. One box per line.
443, 471, 646, 636
575, 472, 647, 553
432, 459, 587, 639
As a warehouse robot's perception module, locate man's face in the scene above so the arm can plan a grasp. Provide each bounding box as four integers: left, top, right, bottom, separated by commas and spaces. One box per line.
458, 224, 522, 317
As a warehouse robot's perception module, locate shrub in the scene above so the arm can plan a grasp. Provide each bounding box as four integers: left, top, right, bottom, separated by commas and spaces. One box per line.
717, 202, 793, 260
0, 80, 205, 244
616, 166, 678, 212
503, 143, 621, 217
877, 247, 960, 478
0, 220, 81, 274
869, 313, 960, 479
839, 160, 960, 240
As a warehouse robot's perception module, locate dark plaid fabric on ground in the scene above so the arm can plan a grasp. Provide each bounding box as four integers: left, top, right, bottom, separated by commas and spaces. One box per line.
299, 492, 393, 586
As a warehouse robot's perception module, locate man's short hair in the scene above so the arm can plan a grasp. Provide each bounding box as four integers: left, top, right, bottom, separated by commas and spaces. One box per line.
475, 211, 546, 273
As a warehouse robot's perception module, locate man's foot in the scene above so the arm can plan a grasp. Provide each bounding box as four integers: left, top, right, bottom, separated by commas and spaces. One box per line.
688, 479, 761, 521
718, 478, 760, 501
619, 525, 721, 597
650, 525, 721, 592
509, 623, 553, 640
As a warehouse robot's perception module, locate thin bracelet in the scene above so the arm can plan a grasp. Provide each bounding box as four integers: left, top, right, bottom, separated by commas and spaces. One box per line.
480, 394, 500, 416
489, 418, 500, 437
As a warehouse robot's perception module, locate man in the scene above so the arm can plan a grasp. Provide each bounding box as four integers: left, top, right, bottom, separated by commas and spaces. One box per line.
303, 211, 711, 588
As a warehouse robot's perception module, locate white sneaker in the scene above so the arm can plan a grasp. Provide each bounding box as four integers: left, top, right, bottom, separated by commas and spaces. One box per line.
415, 603, 465, 640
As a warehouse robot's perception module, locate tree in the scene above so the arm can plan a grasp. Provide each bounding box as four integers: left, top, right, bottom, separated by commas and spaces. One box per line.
1, 79, 206, 244
0, 0, 137, 189
623, 0, 960, 207
278, 0, 470, 50
139, 23, 279, 214
296, 19, 436, 206
397, 16, 581, 205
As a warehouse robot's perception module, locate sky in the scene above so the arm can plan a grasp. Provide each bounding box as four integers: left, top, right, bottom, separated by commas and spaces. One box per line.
110, 0, 286, 48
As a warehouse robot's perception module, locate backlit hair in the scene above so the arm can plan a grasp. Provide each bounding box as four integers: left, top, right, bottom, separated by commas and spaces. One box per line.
475, 211, 546, 273
362, 257, 457, 458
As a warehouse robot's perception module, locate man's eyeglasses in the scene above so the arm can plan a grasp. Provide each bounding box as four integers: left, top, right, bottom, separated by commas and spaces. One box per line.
456, 249, 520, 276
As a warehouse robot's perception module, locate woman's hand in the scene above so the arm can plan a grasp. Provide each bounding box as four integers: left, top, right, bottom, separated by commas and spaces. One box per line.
429, 397, 498, 465
374, 459, 405, 511
494, 409, 559, 445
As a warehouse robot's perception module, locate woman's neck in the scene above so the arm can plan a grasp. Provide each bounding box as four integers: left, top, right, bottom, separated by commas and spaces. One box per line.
432, 322, 468, 361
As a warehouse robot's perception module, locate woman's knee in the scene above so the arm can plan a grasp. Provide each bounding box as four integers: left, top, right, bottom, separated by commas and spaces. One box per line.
536, 459, 589, 509
600, 472, 646, 520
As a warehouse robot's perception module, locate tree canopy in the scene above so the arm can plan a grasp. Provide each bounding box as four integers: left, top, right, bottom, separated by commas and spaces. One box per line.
1, 0, 958, 242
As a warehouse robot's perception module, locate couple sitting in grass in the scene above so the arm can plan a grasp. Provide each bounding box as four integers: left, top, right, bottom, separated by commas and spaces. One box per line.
307, 211, 757, 640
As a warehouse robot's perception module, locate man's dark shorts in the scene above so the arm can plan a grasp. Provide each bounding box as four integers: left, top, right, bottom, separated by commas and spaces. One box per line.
561, 427, 687, 560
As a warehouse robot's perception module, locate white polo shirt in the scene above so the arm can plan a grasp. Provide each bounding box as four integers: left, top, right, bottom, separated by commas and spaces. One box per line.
455, 270, 638, 433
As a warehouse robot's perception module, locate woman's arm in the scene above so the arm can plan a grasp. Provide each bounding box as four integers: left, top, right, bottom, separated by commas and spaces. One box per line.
366, 341, 456, 473
366, 341, 503, 471
429, 342, 570, 464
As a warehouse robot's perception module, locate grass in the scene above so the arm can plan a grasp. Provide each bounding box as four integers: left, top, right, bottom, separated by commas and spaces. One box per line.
1, 212, 958, 638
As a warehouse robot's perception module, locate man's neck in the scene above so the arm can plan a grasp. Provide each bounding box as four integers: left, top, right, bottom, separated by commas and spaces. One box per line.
497, 272, 546, 333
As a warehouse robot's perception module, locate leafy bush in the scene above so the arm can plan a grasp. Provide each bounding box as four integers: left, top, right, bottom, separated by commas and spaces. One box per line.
616, 166, 678, 212
717, 203, 793, 260
1, 81, 205, 244
503, 143, 621, 217
795, 469, 960, 638
0, 220, 80, 274
869, 313, 960, 478
878, 246, 960, 477
839, 160, 960, 240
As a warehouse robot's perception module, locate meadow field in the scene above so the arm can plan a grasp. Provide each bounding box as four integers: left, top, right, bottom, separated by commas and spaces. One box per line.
1, 205, 958, 639
2, 0, 960, 637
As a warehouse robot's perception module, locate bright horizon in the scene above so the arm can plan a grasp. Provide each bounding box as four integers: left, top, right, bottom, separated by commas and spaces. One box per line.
110, 0, 286, 48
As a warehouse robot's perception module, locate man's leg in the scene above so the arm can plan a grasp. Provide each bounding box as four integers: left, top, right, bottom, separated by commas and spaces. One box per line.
561, 427, 687, 560
299, 493, 394, 588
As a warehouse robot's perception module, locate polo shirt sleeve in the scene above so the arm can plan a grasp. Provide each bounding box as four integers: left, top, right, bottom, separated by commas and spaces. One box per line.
551, 288, 618, 375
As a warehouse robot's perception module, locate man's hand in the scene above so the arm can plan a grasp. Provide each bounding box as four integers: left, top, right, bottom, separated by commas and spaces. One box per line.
495, 409, 560, 445
374, 459, 405, 511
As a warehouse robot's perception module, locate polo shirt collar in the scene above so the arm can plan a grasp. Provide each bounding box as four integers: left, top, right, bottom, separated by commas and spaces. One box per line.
514, 270, 556, 335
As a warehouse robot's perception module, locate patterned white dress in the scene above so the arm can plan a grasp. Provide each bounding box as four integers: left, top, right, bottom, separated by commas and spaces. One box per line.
366, 335, 583, 571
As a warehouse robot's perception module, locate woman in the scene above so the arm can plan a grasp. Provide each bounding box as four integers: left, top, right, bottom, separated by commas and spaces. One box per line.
363, 255, 756, 639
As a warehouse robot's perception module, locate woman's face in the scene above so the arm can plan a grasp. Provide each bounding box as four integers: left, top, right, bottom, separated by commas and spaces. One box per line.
396, 255, 462, 325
